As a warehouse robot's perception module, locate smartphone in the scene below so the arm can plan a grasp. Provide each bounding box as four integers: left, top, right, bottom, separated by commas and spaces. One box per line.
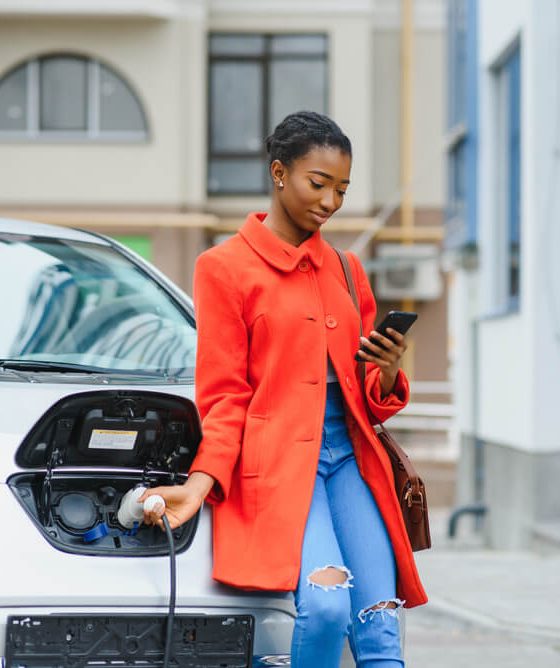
355, 310, 418, 360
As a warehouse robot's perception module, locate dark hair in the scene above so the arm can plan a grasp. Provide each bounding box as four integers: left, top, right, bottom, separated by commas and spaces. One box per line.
265, 111, 352, 166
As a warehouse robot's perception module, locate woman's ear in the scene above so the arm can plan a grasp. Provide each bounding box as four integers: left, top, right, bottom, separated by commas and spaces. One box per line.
270, 159, 286, 191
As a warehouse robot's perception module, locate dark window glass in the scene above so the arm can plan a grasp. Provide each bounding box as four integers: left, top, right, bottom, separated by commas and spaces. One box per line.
208, 158, 267, 194
448, 138, 466, 222
208, 33, 328, 195
210, 62, 263, 152
209, 35, 266, 56
506, 45, 521, 306
40, 57, 88, 131
0, 64, 27, 131
269, 60, 327, 132
448, 0, 467, 129
270, 35, 327, 55
99, 65, 146, 133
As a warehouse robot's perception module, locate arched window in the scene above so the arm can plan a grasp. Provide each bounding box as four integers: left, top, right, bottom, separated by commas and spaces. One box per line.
0, 54, 148, 140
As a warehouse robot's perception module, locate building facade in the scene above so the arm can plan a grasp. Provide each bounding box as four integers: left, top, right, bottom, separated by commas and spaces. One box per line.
446, 0, 560, 548
0, 0, 448, 389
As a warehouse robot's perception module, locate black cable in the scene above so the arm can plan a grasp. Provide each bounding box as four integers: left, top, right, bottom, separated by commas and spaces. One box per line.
162, 514, 176, 668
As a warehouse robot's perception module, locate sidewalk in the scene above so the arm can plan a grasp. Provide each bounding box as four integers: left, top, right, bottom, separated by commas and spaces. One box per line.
408, 508, 560, 642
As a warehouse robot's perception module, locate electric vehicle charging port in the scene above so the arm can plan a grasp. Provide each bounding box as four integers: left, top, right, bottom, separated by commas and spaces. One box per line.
9, 471, 197, 556
7, 390, 201, 557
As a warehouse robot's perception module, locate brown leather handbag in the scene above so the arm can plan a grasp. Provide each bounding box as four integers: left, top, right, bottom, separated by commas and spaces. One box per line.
335, 249, 431, 552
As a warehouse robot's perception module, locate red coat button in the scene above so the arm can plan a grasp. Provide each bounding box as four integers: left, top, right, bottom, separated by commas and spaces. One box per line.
345, 375, 353, 390
325, 315, 337, 328
298, 260, 310, 272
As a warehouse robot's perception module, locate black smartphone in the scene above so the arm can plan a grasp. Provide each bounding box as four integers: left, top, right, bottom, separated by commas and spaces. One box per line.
355, 310, 418, 360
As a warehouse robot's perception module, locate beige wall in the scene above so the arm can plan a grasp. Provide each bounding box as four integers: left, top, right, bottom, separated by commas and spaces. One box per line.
0, 11, 444, 215
372, 28, 445, 209
413, 30, 445, 207
0, 17, 205, 206
372, 30, 401, 208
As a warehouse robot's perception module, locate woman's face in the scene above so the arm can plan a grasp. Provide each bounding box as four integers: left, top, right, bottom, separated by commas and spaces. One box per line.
271, 146, 352, 245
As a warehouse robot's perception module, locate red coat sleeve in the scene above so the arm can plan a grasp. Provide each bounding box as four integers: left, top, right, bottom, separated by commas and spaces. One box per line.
347, 251, 410, 422
188, 251, 253, 504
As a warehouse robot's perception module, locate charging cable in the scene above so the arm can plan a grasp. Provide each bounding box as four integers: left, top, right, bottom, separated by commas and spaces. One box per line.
88, 487, 176, 667
133, 492, 176, 668
161, 513, 176, 668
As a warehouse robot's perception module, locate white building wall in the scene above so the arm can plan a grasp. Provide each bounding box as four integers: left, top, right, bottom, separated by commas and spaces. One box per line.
476, 0, 540, 450
449, 0, 560, 547
530, 0, 560, 450
447, 267, 477, 435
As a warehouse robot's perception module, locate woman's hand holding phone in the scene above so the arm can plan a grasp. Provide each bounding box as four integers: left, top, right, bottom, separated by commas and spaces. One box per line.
355, 311, 417, 397
356, 328, 407, 397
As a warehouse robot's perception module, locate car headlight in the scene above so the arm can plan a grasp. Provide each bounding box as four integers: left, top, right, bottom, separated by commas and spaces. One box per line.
256, 656, 291, 666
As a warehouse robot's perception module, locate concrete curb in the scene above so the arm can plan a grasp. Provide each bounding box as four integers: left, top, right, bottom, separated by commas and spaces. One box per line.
423, 595, 560, 643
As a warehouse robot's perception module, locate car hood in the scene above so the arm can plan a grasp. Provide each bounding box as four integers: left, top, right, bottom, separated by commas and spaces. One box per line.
0, 380, 195, 481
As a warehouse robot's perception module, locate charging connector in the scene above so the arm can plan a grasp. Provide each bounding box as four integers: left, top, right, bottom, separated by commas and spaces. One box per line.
116, 486, 176, 667
161, 514, 176, 668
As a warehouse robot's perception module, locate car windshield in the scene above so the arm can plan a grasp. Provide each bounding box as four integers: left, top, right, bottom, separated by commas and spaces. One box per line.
0, 233, 196, 378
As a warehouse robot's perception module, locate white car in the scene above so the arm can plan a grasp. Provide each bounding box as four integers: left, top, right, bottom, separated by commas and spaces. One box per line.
0, 220, 294, 667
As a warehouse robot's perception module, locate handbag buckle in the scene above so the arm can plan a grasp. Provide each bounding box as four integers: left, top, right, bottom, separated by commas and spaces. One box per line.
405, 488, 424, 507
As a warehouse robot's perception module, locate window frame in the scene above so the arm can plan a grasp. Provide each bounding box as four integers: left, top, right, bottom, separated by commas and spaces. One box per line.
444, 0, 478, 250
207, 32, 329, 197
492, 39, 522, 314
0, 55, 149, 143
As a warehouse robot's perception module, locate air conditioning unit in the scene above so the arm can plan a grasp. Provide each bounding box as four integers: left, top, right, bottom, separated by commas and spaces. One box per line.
374, 243, 442, 301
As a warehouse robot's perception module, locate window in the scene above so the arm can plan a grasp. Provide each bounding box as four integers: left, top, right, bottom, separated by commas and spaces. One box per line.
448, 0, 467, 130
208, 33, 328, 195
0, 235, 195, 377
0, 55, 148, 140
494, 43, 521, 311
445, 0, 478, 249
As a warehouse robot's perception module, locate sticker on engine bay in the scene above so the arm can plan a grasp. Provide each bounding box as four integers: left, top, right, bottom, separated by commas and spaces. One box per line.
88, 429, 138, 450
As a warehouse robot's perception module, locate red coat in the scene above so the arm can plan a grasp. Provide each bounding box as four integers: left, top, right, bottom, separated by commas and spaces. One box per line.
190, 212, 428, 608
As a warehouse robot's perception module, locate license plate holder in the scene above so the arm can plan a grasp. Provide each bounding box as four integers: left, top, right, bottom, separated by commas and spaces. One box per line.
5, 613, 254, 667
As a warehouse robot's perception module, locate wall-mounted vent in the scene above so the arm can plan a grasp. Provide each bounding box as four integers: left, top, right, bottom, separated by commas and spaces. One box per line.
374, 243, 442, 301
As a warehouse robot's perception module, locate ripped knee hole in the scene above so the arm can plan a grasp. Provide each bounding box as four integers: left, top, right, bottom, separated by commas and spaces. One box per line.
358, 598, 405, 623
306, 565, 354, 590
308, 567, 348, 586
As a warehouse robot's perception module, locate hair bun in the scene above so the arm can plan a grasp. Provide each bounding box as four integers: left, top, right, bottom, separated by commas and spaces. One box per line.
265, 111, 351, 167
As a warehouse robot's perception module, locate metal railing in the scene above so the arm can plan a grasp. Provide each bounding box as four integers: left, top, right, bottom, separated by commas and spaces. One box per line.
384, 381, 457, 455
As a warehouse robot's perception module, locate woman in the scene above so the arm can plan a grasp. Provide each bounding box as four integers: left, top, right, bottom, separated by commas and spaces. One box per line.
143, 111, 427, 667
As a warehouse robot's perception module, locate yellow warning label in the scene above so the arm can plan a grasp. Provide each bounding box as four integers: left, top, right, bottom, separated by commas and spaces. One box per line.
88, 429, 138, 450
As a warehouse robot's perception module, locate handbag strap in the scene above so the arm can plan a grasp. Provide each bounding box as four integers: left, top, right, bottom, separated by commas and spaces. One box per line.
334, 248, 423, 489
333, 248, 371, 421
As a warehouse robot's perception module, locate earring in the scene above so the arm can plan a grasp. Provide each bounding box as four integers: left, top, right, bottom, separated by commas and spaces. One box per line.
277, 180, 284, 190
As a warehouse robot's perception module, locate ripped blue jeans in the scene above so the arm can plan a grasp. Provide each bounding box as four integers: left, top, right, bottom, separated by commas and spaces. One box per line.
291, 382, 405, 667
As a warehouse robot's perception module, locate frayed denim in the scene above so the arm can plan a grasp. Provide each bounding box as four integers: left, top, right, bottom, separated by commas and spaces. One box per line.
291, 382, 405, 667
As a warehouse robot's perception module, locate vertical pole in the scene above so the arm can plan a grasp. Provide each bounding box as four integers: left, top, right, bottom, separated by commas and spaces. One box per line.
400, 0, 415, 377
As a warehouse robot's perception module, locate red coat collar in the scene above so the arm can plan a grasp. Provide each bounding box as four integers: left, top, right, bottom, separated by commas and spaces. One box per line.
239, 212, 324, 272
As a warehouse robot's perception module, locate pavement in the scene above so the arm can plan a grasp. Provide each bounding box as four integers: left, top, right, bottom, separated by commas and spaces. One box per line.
406, 507, 560, 643
340, 504, 560, 666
